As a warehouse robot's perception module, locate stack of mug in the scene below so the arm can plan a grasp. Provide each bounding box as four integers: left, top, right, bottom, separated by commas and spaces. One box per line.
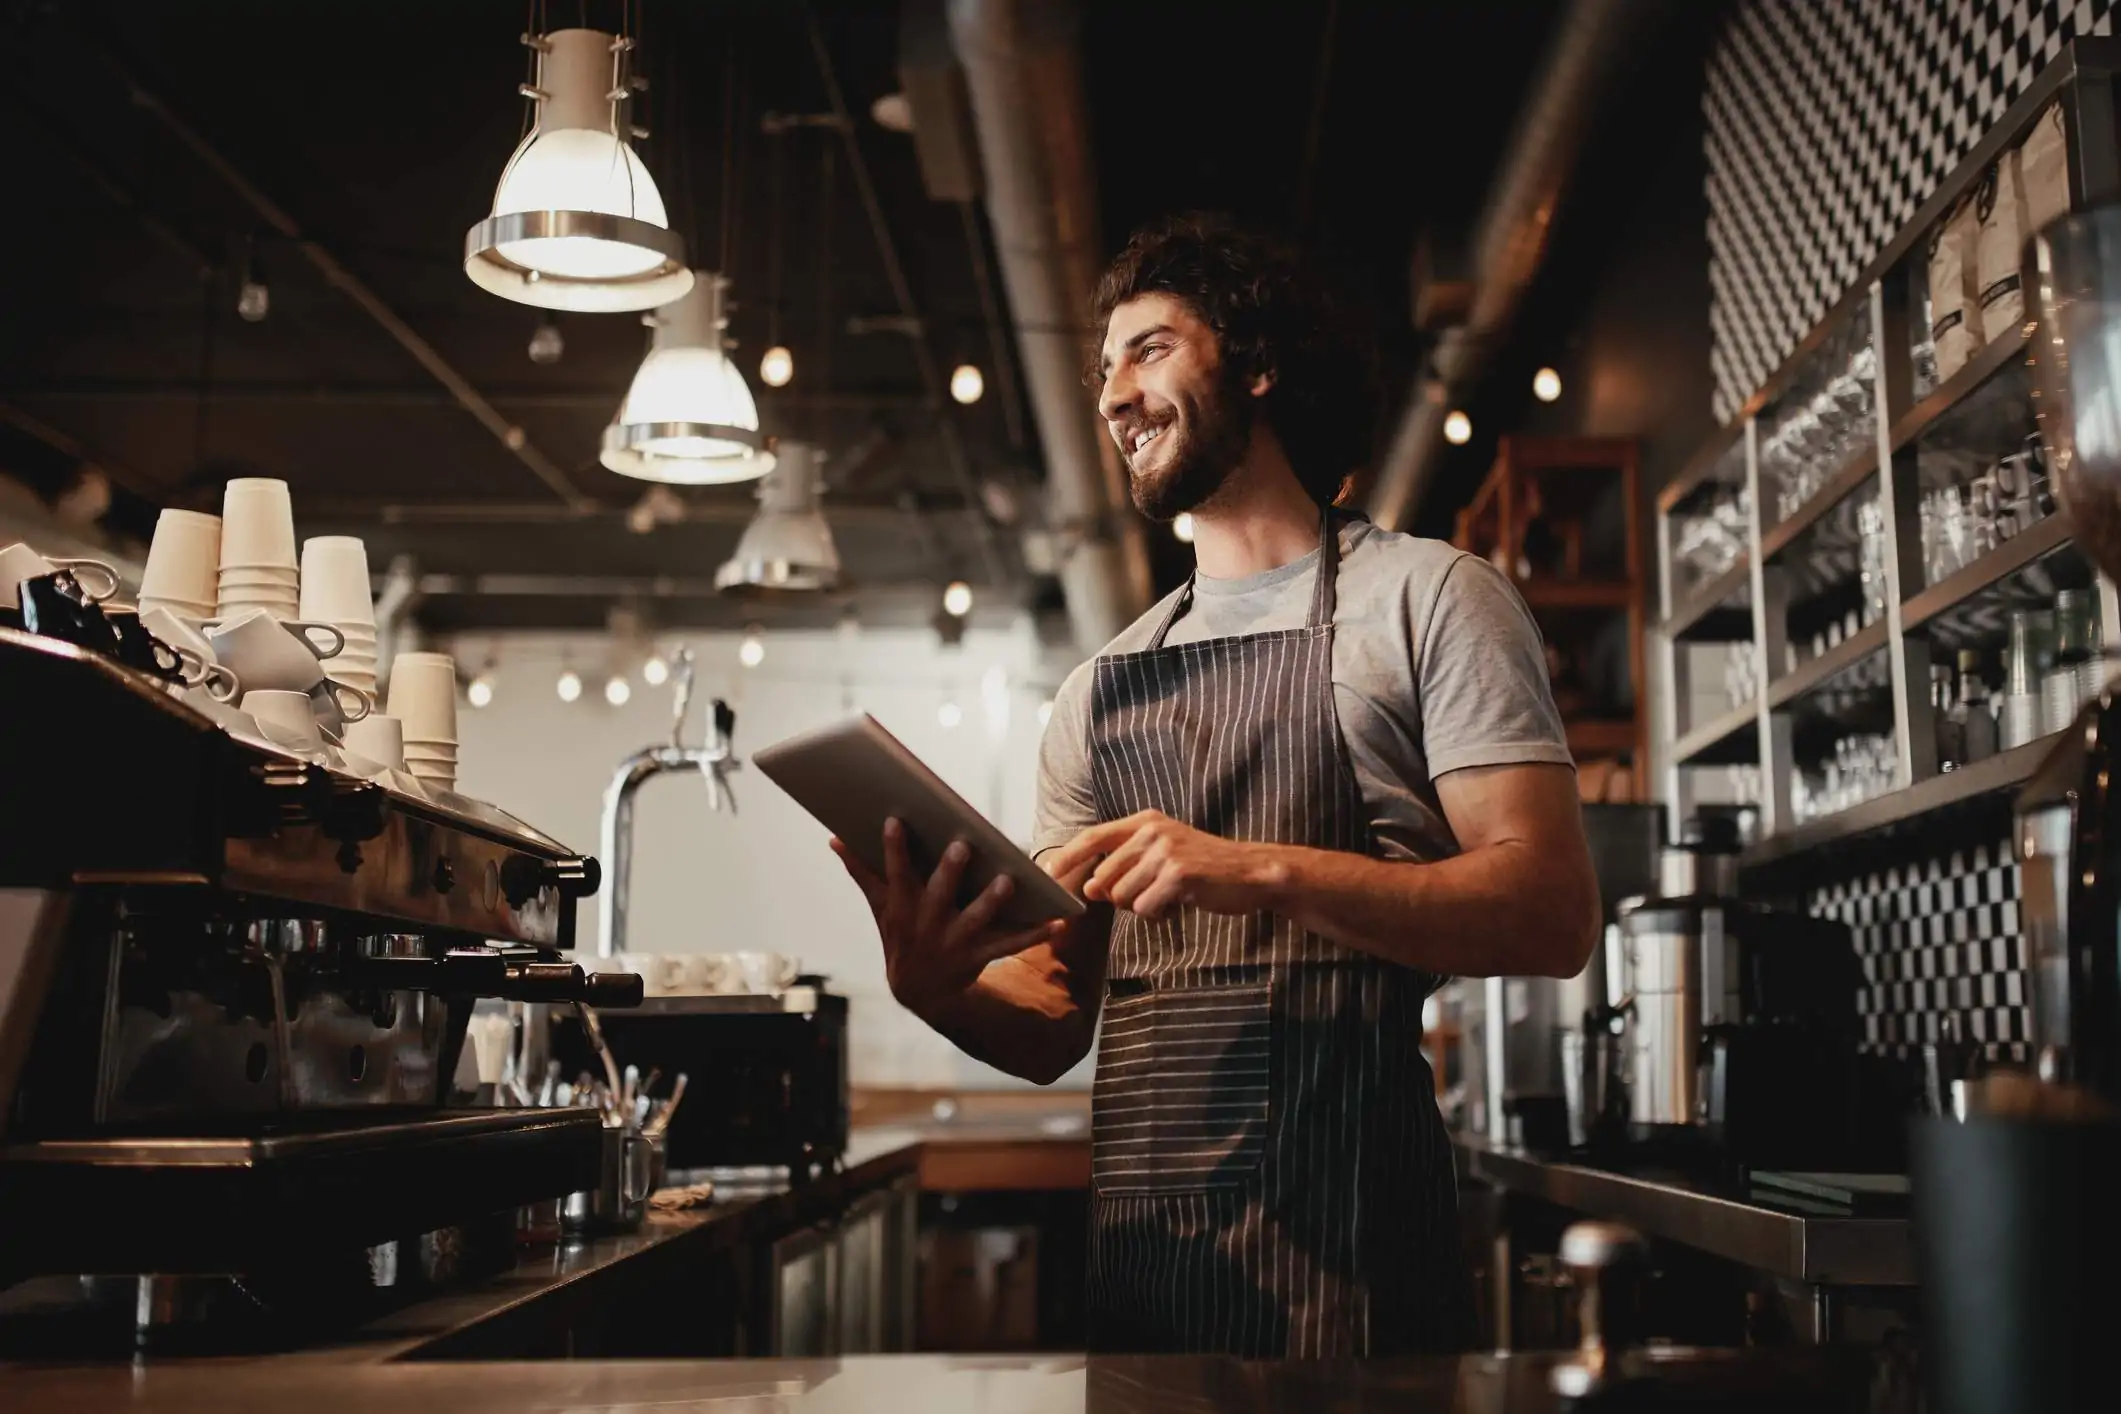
217, 478, 301, 620
386, 652, 459, 793
299, 536, 377, 699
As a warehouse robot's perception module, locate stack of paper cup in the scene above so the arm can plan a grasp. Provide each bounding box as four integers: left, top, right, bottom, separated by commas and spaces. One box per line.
138, 509, 222, 622
300, 536, 376, 696
218, 478, 299, 620
388, 652, 459, 792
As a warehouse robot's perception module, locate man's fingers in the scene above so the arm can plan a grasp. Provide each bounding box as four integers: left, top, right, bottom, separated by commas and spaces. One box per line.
829, 838, 886, 911
1044, 814, 1137, 881
1102, 853, 1168, 912
916, 839, 972, 943
940, 873, 1013, 955
1085, 830, 1155, 901
1130, 873, 1187, 920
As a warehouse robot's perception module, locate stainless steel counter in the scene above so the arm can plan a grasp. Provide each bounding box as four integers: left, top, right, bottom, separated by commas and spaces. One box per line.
1454, 1134, 1913, 1287
0, 1348, 1901, 1413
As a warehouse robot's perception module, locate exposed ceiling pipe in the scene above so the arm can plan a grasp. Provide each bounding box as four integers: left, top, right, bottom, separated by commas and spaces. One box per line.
947, 0, 1152, 651
1365, 0, 1673, 532
80, 30, 593, 513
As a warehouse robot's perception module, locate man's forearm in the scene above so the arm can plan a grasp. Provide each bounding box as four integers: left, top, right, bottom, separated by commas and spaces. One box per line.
921, 940, 1104, 1086
1258, 841, 1596, 977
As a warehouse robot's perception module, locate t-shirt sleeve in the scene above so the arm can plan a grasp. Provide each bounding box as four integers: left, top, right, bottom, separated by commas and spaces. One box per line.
1029, 661, 1100, 857
1415, 554, 1575, 778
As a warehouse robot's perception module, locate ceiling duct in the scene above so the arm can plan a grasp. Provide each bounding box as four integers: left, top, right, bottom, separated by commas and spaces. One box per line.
898, 0, 983, 203
1366, 0, 1677, 531
946, 0, 1152, 651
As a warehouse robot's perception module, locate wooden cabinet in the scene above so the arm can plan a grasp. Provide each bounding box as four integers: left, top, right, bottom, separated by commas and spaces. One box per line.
1454, 435, 1647, 802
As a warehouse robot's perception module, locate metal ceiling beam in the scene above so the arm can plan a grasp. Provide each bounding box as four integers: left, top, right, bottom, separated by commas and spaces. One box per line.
1, 379, 941, 412
80, 31, 593, 512
296, 491, 973, 528
0, 399, 160, 504
9, 91, 218, 283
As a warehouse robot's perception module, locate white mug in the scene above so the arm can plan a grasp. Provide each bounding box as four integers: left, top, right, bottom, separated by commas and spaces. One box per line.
170, 647, 241, 703
242, 689, 325, 753
307, 677, 373, 737
1, 542, 121, 609
206, 608, 346, 693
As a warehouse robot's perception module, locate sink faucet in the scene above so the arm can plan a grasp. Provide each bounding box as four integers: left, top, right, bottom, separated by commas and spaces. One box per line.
596, 648, 739, 958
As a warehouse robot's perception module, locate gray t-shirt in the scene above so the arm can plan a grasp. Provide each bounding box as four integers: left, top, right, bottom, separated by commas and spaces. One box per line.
1031, 518, 1573, 865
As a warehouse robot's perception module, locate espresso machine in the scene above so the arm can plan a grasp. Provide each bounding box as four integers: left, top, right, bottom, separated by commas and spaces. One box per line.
0, 627, 636, 1349
1614, 817, 1863, 1169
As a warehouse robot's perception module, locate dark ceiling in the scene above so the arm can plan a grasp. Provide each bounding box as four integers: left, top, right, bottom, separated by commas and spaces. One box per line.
0, 0, 1575, 633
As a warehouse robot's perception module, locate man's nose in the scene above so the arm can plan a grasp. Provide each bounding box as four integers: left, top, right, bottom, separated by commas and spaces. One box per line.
1097, 365, 1138, 426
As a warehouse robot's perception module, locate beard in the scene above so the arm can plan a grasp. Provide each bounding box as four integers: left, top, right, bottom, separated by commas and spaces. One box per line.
1126, 368, 1255, 521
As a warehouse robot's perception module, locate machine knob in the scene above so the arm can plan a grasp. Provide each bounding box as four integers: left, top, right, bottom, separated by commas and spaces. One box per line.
583, 971, 646, 1008
552, 855, 601, 897
1552, 1221, 1650, 1400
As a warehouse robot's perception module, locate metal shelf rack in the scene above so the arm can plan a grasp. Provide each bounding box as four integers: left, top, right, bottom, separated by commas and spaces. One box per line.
1653, 38, 2121, 862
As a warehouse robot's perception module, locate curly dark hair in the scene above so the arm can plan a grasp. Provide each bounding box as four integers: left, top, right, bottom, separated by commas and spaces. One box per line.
1089, 213, 1375, 507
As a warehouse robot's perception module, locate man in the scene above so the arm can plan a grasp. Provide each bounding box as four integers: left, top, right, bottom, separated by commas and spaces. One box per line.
832, 213, 1598, 1357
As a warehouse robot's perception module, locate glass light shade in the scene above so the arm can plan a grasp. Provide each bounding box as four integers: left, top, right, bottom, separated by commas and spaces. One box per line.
716, 442, 842, 595
601, 272, 771, 484
493, 130, 670, 279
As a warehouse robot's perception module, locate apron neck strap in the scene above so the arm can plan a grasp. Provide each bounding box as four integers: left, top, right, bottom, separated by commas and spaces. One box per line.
1146, 507, 1345, 650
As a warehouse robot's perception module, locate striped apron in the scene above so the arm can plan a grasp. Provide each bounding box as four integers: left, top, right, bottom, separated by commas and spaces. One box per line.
1083, 510, 1472, 1357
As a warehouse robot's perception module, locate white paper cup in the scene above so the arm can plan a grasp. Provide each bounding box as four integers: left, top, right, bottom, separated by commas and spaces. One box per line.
299, 536, 375, 626
343, 714, 407, 770
388, 652, 458, 744
242, 689, 324, 751
140, 509, 221, 609
219, 565, 301, 587
220, 478, 298, 569
139, 594, 217, 623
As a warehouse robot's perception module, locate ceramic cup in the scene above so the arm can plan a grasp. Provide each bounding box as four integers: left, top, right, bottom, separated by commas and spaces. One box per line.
206, 608, 346, 693
219, 478, 298, 570
242, 689, 325, 753
1, 543, 121, 609
138, 509, 222, 611
342, 713, 407, 770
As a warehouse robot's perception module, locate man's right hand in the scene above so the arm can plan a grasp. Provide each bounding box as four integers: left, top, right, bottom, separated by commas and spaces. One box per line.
831, 818, 1067, 1022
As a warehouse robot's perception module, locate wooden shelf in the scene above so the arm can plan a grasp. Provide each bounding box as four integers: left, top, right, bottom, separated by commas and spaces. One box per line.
1740, 733, 2061, 870
1758, 443, 1879, 562
1518, 578, 1635, 609
1663, 557, 1752, 641
1901, 513, 2076, 633
1566, 719, 1640, 755
1673, 700, 1759, 767
1887, 325, 2034, 455
1766, 619, 1890, 710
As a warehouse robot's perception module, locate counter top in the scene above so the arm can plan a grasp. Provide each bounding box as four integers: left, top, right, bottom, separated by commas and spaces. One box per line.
0, 1348, 1906, 1413
1454, 1134, 1913, 1287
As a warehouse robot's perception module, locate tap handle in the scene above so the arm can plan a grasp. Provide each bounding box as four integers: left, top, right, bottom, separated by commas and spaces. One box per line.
669, 646, 698, 746
713, 698, 735, 745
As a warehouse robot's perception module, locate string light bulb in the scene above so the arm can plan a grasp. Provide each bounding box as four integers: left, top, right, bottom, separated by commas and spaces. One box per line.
1532, 367, 1562, 402
938, 701, 963, 729
943, 580, 973, 617
604, 674, 632, 706
528, 312, 565, 364
642, 653, 670, 687
759, 344, 794, 387
1444, 410, 1472, 445
1172, 512, 1196, 544
467, 675, 495, 709
556, 667, 583, 703
739, 631, 765, 668
949, 364, 985, 405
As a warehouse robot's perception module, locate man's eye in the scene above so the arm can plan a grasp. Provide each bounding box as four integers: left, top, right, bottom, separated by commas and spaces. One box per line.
1140, 342, 1167, 360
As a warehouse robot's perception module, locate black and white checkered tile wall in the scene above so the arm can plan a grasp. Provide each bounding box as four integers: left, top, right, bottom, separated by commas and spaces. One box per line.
1707, 0, 2117, 420
1809, 834, 2031, 1061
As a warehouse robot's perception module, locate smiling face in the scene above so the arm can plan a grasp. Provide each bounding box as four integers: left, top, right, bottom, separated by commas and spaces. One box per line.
1095, 293, 1259, 521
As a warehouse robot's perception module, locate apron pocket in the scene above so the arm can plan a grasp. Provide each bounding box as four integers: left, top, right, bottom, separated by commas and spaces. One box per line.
1092, 982, 1273, 1196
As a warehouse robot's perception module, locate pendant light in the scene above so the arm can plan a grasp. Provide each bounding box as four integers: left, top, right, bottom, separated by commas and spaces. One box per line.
464, 28, 693, 313
599, 272, 772, 484
715, 441, 842, 595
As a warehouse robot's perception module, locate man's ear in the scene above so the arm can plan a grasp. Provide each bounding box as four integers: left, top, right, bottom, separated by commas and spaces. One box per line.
1248, 366, 1276, 398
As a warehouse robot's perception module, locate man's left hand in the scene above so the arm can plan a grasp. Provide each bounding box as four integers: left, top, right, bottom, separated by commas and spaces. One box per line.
1046, 810, 1288, 920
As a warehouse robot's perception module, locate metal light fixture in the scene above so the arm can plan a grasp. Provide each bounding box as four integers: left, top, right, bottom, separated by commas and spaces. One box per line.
715, 442, 842, 595
599, 273, 773, 485
464, 28, 692, 313
1533, 367, 1562, 402
1444, 410, 1473, 445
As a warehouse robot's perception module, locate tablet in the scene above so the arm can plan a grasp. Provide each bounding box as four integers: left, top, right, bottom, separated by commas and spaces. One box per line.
753, 713, 1087, 930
